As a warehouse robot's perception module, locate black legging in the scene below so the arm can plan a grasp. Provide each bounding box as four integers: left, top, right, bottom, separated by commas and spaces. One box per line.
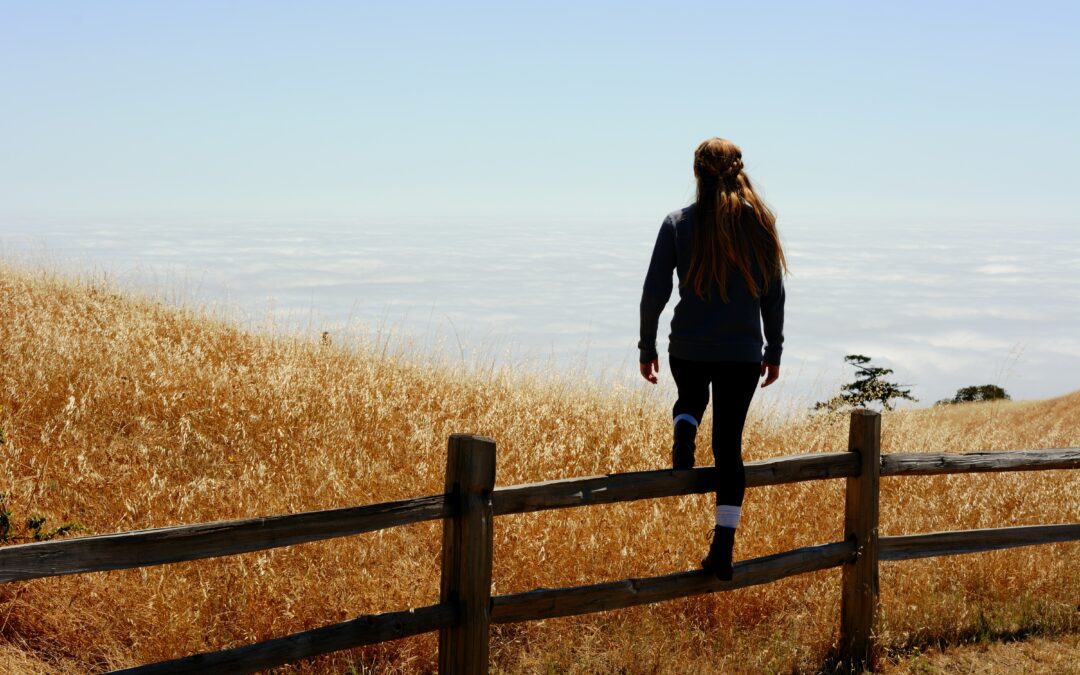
669, 355, 760, 507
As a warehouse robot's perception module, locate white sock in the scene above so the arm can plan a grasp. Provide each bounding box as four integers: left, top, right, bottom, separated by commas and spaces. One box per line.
673, 413, 699, 428
715, 505, 741, 529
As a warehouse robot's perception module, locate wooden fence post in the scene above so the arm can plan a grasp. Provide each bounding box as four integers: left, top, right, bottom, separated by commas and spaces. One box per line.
840, 410, 881, 671
439, 434, 496, 675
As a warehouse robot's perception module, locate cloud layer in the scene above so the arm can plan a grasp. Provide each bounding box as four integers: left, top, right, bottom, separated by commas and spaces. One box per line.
4, 217, 1077, 405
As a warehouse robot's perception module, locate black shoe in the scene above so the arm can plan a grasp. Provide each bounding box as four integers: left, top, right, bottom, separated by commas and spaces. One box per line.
672, 419, 696, 470
701, 526, 735, 581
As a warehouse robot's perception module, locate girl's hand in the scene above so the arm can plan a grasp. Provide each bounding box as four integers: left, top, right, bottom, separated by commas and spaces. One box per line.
640, 359, 659, 384
760, 361, 779, 387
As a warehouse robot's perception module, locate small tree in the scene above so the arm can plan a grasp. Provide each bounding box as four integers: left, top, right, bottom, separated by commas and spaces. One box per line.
815, 354, 917, 412
942, 384, 1010, 404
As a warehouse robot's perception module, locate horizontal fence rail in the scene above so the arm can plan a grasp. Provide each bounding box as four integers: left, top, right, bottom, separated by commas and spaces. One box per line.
490, 540, 855, 624
0, 494, 450, 584
881, 448, 1080, 476
112, 603, 456, 675
880, 524, 1080, 561
0, 453, 861, 583
0, 417, 1076, 674
492, 452, 859, 516
103, 541, 859, 675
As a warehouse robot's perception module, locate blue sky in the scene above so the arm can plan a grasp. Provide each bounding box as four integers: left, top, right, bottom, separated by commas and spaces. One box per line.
3, 1, 1077, 227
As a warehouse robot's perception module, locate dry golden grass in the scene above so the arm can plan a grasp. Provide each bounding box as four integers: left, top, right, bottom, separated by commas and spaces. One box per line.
0, 262, 1077, 674
879, 632, 1080, 674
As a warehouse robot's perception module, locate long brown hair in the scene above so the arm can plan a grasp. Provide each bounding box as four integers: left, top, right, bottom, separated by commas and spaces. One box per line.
684, 137, 788, 301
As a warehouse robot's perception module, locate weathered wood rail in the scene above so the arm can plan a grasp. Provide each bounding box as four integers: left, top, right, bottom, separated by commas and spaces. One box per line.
1, 412, 1077, 674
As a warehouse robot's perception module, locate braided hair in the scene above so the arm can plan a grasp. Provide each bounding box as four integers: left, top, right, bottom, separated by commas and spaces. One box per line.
685, 137, 788, 302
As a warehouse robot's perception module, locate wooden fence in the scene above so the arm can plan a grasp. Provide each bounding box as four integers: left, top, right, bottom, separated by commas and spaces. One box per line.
1, 410, 1078, 673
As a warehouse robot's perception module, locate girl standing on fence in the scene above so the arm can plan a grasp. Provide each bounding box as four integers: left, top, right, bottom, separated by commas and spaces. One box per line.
638, 137, 787, 580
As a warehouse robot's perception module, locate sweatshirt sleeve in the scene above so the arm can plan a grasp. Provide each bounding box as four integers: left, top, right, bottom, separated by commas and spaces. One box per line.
760, 270, 785, 365
637, 216, 676, 363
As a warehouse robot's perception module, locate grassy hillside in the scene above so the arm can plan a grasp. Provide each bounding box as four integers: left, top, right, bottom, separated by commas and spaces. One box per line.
1, 263, 1077, 673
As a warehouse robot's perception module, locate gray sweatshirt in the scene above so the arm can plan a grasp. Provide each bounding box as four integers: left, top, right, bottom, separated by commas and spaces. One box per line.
638, 203, 785, 365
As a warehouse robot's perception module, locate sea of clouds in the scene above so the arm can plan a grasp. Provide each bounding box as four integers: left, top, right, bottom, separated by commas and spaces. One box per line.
3, 217, 1077, 407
